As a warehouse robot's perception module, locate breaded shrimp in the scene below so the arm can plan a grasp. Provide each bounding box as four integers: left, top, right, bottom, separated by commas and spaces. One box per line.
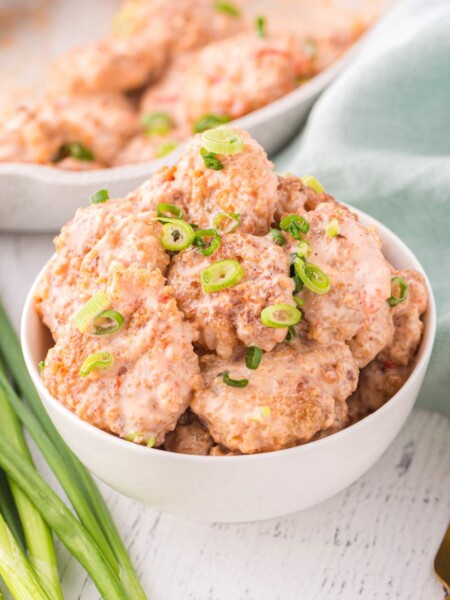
192, 340, 358, 453
42, 267, 201, 445
168, 232, 295, 359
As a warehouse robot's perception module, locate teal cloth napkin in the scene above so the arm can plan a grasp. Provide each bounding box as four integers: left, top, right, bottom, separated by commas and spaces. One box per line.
276, 0, 450, 414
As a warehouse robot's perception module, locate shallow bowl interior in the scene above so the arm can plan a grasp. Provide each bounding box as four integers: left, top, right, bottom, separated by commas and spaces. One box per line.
21, 208, 436, 522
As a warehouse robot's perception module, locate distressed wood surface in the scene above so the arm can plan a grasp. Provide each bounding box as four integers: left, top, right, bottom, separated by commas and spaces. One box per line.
0, 232, 449, 600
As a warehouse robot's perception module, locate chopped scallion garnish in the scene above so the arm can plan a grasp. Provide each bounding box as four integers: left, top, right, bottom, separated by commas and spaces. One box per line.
146, 437, 156, 448
38, 360, 45, 373
280, 214, 310, 240
269, 228, 286, 247
251, 405, 271, 421
201, 129, 244, 155
388, 276, 409, 307
223, 372, 249, 388
301, 175, 325, 194
213, 212, 241, 233
297, 240, 310, 259
214, 1, 241, 16
73, 292, 110, 334
261, 303, 302, 328
90, 189, 109, 204
141, 111, 173, 136
160, 218, 195, 251
201, 259, 243, 293
193, 229, 221, 256
200, 147, 223, 170
157, 202, 183, 220
284, 326, 297, 343
93, 310, 124, 336
155, 140, 179, 158
325, 219, 339, 238
256, 15, 266, 38
245, 346, 263, 370
193, 114, 230, 134
293, 296, 304, 307
79, 351, 114, 378
294, 259, 330, 295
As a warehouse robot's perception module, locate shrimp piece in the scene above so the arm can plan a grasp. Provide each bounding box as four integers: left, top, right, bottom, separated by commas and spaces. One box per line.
168, 232, 295, 359
192, 340, 358, 454
42, 267, 201, 444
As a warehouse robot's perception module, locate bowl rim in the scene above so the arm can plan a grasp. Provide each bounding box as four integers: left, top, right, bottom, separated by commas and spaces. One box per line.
0, 19, 377, 186
21, 207, 437, 463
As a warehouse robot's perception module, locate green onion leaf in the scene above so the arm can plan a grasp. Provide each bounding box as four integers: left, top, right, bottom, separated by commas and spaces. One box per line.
38, 360, 45, 373
155, 140, 179, 158
293, 271, 304, 293
261, 303, 302, 328
325, 219, 339, 238
213, 212, 241, 233
294, 258, 330, 295
193, 114, 230, 134
90, 189, 109, 204
141, 111, 173, 136
269, 228, 286, 246
93, 310, 124, 336
280, 214, 310, 240
73, 292, 110, 334
201, 129, 244, 154
200, 147, 224, 170
256, 15, 266, 37
160, 218, 195, 251
146, 437, 156, 448
201, 259, 243, 293
388, 276, 409, 307
293, 296, 304, 307
193, 229, 221, 256
214, 1, 241, 16
80, 351, 114, 378
55, 142, 94, 162
297, 240, 310, 259
157, 202, 183, 220
301, 175, 325, 194
284, 326, 297, 343
223, 372, 249, 388
245, 346, 263, 370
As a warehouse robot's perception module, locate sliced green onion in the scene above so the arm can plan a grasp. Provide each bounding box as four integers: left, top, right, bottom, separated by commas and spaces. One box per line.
93, 310, 124, 336
214, 1, 241, 16
294, 259, 330, 295
269, 228, 286, 247
223, 372, 248, 388
293, 296, 304, 307
325, 219, 339, 238
213, 212, 241, 233
245, 346, 263, 370
280, 214, 310, 240
141, 111, 173, 136
193, 229, 221, 256
256, 15, 266, 37
251, 405, 271, 421
80, 351, 114, 378
261, 303, 302, 328
285, 326, 297, 343
90, 189, 109, 204
38, 360, 45, 373
193, 114, 230, 134
54, 142, 94, 162
200, 147, 223, 170
388, 276, 409, 307
304, 37, 318, 59
201, 259, 243, 293
293, 271, 303, 293
157, 202, 183, 219
155, 140, 179, 158
160, 218, 195, 251
146, 437, 156, 448
297, 240, 310, 259
301, 175, 325, 194
201, 129, 244, 154
73, 292, 110, 334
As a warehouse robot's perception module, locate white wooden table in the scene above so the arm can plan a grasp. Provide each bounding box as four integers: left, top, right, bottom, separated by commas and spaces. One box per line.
0, 231, 449, 600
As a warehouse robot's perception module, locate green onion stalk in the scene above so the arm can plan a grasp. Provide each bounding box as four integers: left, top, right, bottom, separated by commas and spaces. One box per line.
0, 302, 147, 600
0, 470, 26, 555
0, 359, 62, 600
0, 436, 128, 600
0, 510, 49, 600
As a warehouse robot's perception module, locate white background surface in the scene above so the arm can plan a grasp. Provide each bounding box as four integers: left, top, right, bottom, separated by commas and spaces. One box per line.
0, 232, 449, 599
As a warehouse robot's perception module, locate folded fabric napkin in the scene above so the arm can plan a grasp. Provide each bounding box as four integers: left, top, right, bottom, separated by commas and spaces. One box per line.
276, 0, 450, 414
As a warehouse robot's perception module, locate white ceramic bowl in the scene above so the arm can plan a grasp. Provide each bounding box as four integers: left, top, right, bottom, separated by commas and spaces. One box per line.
0, 36, 367, 234
21, 209, 436, 522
